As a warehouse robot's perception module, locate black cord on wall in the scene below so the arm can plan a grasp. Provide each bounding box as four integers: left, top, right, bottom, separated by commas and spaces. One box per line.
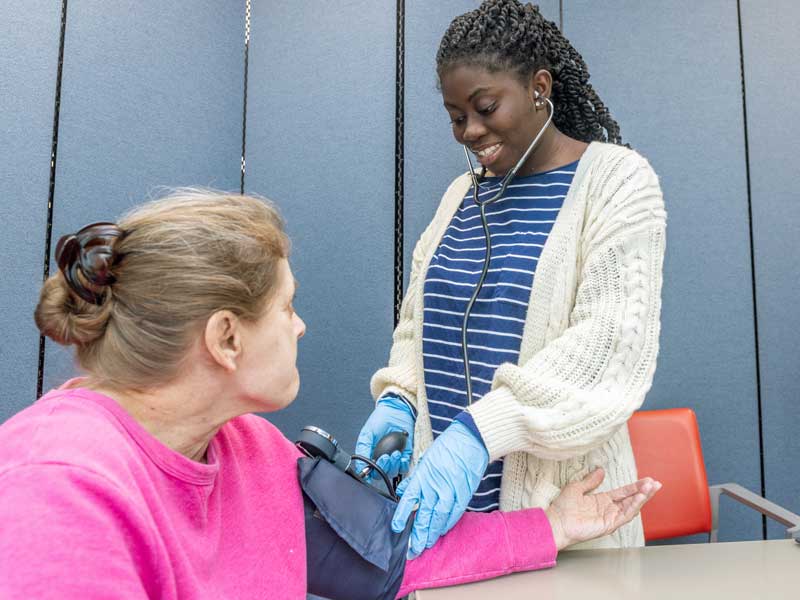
36, 0, 69, 400
393, 0, 405, 328
240, 0, 251, 194
736, 0, 767, 541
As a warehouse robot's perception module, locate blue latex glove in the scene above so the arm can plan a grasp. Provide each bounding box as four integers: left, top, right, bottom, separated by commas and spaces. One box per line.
354, 396, 415, 481
391, 420, 489, 559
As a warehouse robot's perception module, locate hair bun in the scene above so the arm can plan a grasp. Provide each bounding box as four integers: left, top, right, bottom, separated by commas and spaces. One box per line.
55, 222, 124, 305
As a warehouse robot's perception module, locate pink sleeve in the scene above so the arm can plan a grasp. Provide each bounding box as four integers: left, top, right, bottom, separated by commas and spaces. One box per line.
0, 464, 156, 599
397, 508, 557, 597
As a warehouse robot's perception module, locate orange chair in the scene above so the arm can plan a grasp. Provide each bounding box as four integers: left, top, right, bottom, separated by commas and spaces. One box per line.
627, 408, 800, 542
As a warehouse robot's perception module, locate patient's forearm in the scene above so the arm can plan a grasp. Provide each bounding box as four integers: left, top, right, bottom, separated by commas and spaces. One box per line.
396, 508, 557, 597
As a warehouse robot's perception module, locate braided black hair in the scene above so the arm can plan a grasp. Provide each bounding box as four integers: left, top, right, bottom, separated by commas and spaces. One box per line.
436, 0, 622, 145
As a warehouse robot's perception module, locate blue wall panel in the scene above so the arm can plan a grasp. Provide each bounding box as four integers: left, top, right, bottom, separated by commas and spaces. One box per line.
404, 0, 560, 282
740, 0, 800, 538
564, 0, 761, 542
245, 1, 396, 449
0, 1, 61, 422
41, 0, 245, 392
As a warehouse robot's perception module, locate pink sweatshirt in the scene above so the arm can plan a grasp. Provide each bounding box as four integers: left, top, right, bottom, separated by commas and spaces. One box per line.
0, 387, 556, 598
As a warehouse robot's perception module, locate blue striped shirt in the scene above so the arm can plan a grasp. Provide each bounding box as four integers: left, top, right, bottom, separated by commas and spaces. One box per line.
422, 161, 578, 512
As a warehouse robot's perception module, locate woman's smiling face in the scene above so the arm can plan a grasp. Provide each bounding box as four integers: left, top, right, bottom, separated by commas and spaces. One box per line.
440, 64, 549, 176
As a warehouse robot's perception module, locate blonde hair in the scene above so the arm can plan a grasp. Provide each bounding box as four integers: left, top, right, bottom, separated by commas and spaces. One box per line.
34, 189, 290, 389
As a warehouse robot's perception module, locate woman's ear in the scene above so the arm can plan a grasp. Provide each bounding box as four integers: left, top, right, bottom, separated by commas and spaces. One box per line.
204, 310, 242, 373
529, 68, 553, 103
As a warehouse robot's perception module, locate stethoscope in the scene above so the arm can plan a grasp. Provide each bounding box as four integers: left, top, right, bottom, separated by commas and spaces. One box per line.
460, 95, 554, 406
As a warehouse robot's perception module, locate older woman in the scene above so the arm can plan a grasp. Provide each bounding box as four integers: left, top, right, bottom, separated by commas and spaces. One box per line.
0, 190, 658, 599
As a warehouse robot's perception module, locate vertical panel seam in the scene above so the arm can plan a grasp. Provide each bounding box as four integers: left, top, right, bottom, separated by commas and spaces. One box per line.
240, 0, 251, 193
559, 0, 563, 31
394, 0, 405, 327
736, 0, 767, 540
37, 0, 69, 400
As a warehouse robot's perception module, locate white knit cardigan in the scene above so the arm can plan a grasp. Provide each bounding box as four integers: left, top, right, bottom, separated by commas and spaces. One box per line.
372, 142, 666, 548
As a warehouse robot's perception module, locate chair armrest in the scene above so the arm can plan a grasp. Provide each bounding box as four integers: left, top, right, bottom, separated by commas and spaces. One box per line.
789, 524, 800, 542
709, 483, 800, 542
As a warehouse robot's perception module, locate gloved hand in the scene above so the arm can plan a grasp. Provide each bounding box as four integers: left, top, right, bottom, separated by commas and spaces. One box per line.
354, 396, 415, 481
391, 420, 489, 559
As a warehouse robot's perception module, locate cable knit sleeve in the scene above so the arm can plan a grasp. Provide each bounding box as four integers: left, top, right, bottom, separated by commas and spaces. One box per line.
469, 151, 666, 461
371, 175, 470, 409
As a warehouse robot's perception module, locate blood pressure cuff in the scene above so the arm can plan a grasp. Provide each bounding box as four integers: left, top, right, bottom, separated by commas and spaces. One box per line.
298, 456, 413, 600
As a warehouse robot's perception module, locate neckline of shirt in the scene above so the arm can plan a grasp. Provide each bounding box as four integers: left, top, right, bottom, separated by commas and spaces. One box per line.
52, 385, 220, 486
479, 158, 580, 183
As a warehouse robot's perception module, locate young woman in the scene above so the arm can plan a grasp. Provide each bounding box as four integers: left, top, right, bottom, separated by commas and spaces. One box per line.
359, 0, 666, 557
0, 191, 658, 598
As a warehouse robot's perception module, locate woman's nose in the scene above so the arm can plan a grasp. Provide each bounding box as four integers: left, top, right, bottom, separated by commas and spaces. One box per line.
462, 116, 488, 143
296, 314, 306, 339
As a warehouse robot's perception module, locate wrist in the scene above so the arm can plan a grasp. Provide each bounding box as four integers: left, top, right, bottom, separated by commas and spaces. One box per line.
544, 506, 569, 551
453, 411, 486, 451
377, 394, 417, 421
448, 420, 489, 465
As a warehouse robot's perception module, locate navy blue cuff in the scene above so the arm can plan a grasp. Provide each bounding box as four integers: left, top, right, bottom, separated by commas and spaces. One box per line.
378, 392, 418, 419
454, 411, 486, 449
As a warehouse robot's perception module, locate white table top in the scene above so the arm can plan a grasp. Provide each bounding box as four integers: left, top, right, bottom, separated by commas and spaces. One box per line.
416, 539, 800, 599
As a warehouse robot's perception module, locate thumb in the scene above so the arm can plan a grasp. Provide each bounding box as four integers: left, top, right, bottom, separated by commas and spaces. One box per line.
578, 467, 605, 493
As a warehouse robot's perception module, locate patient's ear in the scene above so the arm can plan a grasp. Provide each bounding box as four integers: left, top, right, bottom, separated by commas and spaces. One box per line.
204, 310, 242, 372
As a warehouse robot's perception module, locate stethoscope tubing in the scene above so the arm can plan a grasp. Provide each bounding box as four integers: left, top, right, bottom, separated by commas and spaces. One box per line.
460, 98, 554, 406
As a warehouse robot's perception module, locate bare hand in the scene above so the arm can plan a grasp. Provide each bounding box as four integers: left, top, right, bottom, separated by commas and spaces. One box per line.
545, 468, 661, 550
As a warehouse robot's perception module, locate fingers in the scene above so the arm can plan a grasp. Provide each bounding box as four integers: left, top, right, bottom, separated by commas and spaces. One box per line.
392, 478, 422, 533
353, 429, 375, 474
607, 477, 659, 501
426, 492, 455, 549
375, 450, 402, 480
396, 476, 410, 498
409, 493, 436, 559
613, 480, 662, 528
577, 467, 605, 493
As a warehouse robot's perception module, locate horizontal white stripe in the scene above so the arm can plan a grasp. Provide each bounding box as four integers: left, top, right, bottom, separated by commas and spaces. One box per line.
424, 293, 528, 307
474, 181, 571, 196
454, 204, 564, 224
428, 264, 535, 277
466, 193, 566, 207
482, 473, 502, 479
425, 322, 524, 340
427, 393, 473, 407
429, 414, 455, 423
472, 487, 502, 497
431, 248, 538, 263
425, 278, 532, 293
442, 229, 554, 244
425, 367, 494, 385
423, 307, 526, 324
424, 336, 519, 355
423, 352, 502, 370
449, 216, 560, 234
433, 242, 544, 254
489, 244, 544, 252
466, 503, 500, 512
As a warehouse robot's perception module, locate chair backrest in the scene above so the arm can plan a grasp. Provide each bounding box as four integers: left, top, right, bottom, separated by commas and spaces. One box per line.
627, 408, 712, 541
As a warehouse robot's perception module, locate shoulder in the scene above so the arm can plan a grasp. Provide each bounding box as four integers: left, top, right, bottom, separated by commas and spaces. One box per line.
220, 413, 301, 461
0, 388, 142, 481
578, 142, 660, 190
435, 172, 473, 216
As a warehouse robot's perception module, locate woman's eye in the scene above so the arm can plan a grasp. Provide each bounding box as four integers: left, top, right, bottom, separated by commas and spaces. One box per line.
478, 103, 496, 115
450, 115, 466, 126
